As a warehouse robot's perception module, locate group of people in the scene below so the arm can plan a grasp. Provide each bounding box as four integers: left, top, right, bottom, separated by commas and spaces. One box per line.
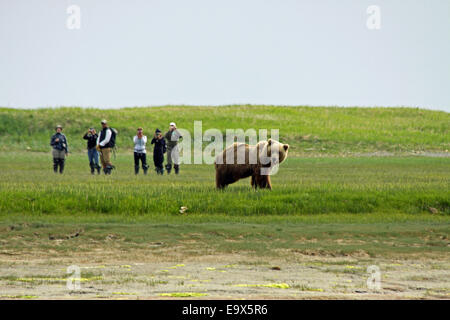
131, 122, 182, 175
50, 120, 182, 175
82, 119, 116, 175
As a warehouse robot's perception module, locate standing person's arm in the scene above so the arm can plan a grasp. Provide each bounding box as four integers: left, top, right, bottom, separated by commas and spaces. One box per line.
96, 134, 101, 151
50, 134, 60, 146
143, 136, 147, 145
83, 133, 89, 140
99, 129, 112, 147
63, 135, 69, 154
162, 139, 167, 153
133, 136, 137, 146
151, 138, 156, 144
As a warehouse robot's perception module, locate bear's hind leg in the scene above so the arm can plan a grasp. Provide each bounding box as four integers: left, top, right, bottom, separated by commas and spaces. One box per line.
251, 175, 256, 189
216, 168, 227, 189
216, 170, 223, 189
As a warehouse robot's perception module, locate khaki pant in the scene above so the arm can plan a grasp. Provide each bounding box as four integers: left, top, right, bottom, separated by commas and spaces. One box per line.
100, 147, 112, 168
167, 145, 180, 165
52, 149, 66, 159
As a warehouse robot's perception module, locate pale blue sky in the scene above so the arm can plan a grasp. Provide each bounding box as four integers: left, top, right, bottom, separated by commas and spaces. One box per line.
0, 0, 449, 111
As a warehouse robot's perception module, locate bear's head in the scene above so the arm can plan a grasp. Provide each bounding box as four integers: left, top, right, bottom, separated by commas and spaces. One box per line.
260, 139, 289, 166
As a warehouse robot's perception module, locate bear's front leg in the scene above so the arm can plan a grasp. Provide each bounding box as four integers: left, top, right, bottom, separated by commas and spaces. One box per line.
257, 175, 272, 190
265, 175, 272, 190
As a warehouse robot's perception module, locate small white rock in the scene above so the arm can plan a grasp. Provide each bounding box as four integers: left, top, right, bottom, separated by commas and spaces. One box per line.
179, 206, 188, 214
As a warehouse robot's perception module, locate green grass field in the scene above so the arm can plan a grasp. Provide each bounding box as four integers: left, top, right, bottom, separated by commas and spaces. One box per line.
0, 153, 449, 217
0, 106, 448, 299
0, 106, 449, 245
0, 151, 448, 259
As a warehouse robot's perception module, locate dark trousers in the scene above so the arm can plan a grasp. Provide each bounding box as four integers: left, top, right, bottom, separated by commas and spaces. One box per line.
52, 149, 66, 174
153, 152, 164, 169
134, 152, 148, 174
153, 150, 164, 174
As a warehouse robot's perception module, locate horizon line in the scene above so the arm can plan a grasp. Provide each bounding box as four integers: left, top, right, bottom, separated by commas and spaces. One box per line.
1, 104, 448, 113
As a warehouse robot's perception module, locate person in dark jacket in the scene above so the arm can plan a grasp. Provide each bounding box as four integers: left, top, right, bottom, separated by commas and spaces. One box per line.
50, 125, 69, 174
151, 128, 166, 175
83, 128, 101, 175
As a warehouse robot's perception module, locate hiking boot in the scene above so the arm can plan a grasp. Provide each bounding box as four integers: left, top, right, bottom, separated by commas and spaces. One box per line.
90, 163, 95, 175
135, 165, 139, 175
96, 165, 101, 175
174, 164, 179, 175
105, 165, 114, 175
143, 165, 149, 175
165, 164, 172, 174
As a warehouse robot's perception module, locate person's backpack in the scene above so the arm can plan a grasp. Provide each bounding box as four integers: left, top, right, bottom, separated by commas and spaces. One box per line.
109, 128, 118, 148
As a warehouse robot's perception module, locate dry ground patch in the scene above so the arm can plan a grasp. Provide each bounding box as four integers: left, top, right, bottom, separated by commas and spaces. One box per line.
0, 221, 448, 299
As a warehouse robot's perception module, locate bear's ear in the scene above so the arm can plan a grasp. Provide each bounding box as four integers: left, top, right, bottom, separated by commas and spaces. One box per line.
268, 139, 272, 146
283, 144, 289, 151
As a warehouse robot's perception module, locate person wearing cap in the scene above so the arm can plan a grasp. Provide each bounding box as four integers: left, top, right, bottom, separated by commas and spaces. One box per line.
151, 128, 167, 175
50, 125, 69, 174
133, 127, 149, 175
83, 128, 101, 175
96, 120, 115, 175
164, 122, 183, 174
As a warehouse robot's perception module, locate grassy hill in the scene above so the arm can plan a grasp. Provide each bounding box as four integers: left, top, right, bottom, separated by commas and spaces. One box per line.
0, 105, 448, 154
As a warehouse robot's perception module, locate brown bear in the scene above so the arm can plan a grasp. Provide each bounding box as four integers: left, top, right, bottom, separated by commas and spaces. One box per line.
214, 139, 289, 189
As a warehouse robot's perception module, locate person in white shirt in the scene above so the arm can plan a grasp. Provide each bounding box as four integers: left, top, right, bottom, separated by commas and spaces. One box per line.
133, 127, 149, 174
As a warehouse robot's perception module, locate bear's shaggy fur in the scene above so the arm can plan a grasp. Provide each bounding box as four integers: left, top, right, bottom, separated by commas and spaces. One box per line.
215, 139, 289, 189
